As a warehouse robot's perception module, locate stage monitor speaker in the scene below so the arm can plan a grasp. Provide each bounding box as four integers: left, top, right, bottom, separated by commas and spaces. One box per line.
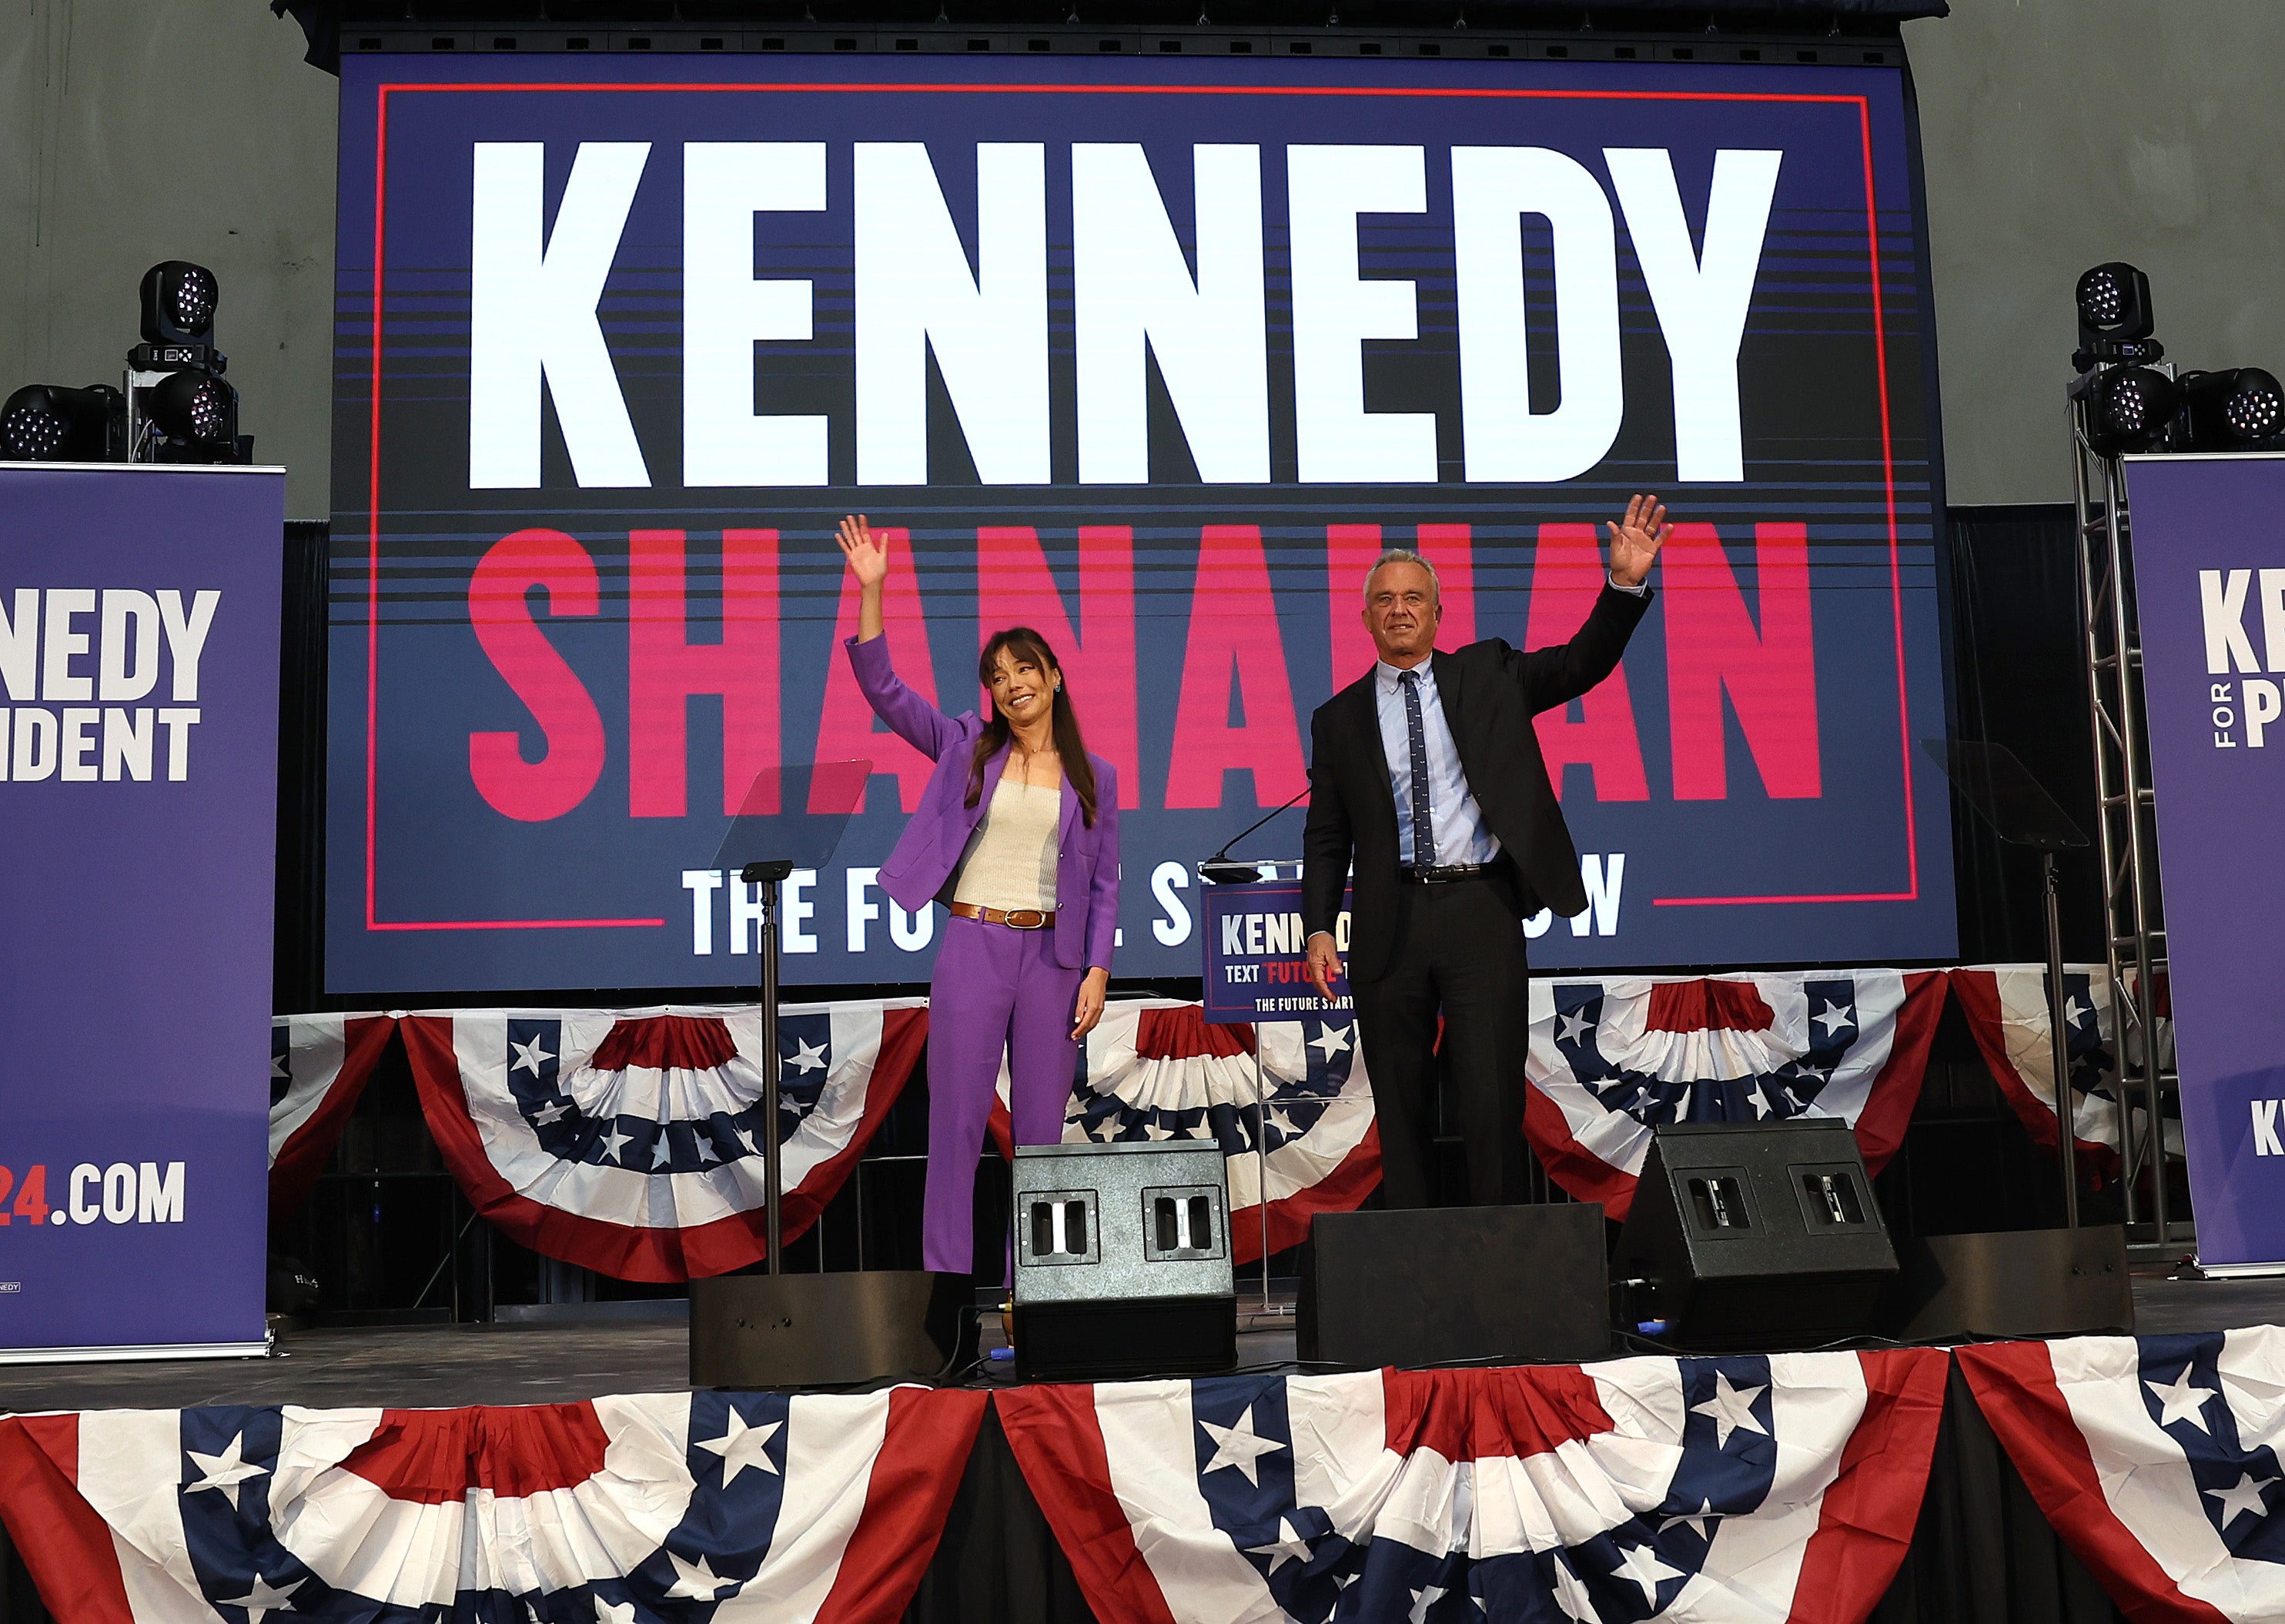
1298, 1202, 1611, 1368
689, 1271, 949, 1388
1889, 1225, 2133, 1340
1011, 1140, 1236, 1382
1613, 1119, 1897, 1352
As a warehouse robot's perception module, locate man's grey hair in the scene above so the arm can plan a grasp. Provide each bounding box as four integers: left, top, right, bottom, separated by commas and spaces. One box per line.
1363, 547, 1440, 604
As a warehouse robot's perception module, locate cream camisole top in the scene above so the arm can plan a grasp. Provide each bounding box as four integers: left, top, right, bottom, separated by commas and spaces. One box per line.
950, 777, 1061, 911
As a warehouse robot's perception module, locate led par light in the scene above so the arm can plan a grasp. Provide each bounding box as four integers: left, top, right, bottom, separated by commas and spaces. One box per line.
139, 261, 219, 346
2080, 364, 2179, 456
2176, 367, 2285, 451
1, 384, 125, 462
2073, 262, 2164, 371
146, 369, 238, 446
126, 259, 250, 463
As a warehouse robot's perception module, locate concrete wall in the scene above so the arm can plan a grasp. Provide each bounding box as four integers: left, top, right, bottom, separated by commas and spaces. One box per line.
1905, 0, 2285, 505
0, 0, 2277, 516
0, 1, 336, 518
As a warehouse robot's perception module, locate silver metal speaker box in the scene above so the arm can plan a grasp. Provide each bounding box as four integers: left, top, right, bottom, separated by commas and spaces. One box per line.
1011, 1141, 1236, 1379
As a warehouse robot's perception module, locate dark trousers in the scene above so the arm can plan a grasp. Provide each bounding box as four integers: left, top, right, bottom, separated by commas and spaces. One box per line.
1348, 876, 1531, 1208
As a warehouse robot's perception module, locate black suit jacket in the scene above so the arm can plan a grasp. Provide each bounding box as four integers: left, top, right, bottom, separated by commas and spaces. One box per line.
1301, 583, 1652, 984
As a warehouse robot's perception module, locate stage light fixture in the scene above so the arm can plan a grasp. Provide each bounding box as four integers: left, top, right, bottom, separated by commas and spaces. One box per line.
2175, 367, 2285, 451
1, 383, 125, 462
2073, 262, 2164, 371
139, 261, 219, 346
145, 369, 238, 445
125, 260, 251, 463
2079, 364, 2179, 456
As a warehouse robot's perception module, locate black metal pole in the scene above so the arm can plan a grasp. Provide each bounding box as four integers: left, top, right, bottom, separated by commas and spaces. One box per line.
759, 874, 785, 1275
2042, 850, 2080, 1229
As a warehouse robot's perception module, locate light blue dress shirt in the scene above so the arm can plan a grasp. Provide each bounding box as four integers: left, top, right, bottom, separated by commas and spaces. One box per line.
1372, 575, 1647, 870
1374, 658, 1500, 868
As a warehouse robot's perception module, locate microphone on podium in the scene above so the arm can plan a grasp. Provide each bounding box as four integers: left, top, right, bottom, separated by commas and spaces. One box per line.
1197, 785, 1310, 885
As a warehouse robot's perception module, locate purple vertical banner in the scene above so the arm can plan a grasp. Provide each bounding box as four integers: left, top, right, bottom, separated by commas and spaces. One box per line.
1199, 879, 1353, 1024
0, 465, 283, 1358
2124, 453, 2285, 1268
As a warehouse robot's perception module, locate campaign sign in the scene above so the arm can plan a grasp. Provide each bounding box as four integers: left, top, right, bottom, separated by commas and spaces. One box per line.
330, 52, 1954, 994
1200, 879, 1353, 1024
2123, 453, 2285, 1268
0, 464, 282, 1357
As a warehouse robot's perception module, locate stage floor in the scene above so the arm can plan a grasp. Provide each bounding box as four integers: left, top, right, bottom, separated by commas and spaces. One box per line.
2, 1268, 2270, 1415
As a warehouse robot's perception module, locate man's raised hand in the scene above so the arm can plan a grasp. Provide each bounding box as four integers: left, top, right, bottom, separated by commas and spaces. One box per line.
835, 514, 890, 588
1605, 494, 1671, 588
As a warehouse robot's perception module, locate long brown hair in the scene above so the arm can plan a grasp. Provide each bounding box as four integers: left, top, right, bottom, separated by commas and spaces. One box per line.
966, 627, 1099, 827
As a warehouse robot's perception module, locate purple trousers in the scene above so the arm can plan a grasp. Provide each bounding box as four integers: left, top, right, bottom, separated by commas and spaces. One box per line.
923, 914, 1083, 1275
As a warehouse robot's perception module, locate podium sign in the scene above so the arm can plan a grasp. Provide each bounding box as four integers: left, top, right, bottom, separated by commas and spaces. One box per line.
0, 464, 283, 1360
1199, 879, 1352, 1025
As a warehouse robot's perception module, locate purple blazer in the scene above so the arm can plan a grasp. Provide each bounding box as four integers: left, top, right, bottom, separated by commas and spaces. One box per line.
845, 634, 1120, 973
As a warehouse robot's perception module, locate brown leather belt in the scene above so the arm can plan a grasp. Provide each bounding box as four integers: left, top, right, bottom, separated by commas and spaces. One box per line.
948, 901, 1057, 931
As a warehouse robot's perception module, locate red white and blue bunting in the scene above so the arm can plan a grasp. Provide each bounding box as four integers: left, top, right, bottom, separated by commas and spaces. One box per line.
1950, 964, 2180, 1176
1962, 1330, 2285, 1623
400, 1001, 927, 1281
990, 1001, 1380, 1265
267, 1014, 393, 1216
1524, 971, 1950, 1219
998, 1349, 1949, 1624
0, 1385, 985, 1624
38, 1342, 2285, 1624
266, 967, 2144, 1280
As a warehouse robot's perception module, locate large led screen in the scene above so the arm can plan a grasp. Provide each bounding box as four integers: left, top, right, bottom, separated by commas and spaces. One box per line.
329, 52, 1952, 994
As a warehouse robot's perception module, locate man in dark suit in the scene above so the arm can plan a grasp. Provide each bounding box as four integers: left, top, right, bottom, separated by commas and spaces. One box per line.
1303, 495, 1671, 1208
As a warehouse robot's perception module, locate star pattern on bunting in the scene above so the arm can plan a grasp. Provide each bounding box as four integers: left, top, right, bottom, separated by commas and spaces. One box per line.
1660, 1499, 1718, 1540
184, 1431, 269, 1511
510, 1035, 556, 1077
2148, 1367, 2218, 1432
1691, 1371, 1771, 1450
219, 1573, 303, 1624
2206, 1470, 2277, 1527
1309, 1023, 1353, 1061
1199, 1403, 1285, 1486
1812, 999, 1855, 1038
1246, 1516, 1315, 1572
1612, 1540, 1687, 1606
696, 1408, 784, 1486
665, 1551, 738, 1601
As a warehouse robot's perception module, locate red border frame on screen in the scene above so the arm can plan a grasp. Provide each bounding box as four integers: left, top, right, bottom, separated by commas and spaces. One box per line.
362, 77, 1915, 932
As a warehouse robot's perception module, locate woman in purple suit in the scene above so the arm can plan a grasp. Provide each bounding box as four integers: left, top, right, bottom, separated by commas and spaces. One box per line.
835, 514, 1119, 1275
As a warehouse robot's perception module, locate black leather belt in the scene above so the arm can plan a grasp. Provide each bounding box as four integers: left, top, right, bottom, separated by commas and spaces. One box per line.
1398, 863, 1496, 884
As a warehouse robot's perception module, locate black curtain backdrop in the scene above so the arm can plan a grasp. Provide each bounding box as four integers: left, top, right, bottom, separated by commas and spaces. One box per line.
0, 1374, 2119, 1624
1942, 503, 2103, 964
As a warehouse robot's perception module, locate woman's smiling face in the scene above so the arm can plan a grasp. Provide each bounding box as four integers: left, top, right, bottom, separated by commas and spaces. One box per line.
989, 644, 1056, 723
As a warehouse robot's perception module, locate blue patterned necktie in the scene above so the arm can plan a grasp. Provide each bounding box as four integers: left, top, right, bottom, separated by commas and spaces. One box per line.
1400, 669, 1436, 870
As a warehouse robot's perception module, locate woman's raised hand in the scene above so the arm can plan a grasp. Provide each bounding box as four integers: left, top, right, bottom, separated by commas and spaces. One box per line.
835, 514, 890, 589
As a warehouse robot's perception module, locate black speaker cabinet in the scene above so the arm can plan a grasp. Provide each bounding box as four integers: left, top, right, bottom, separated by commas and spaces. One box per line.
690, 1271, 946, 1388
1614, 1119, 1896, 1352
1298, 1203, 1611, 1368
1011, 1141, 1237, 1381
1889, 1225, 2133, 1341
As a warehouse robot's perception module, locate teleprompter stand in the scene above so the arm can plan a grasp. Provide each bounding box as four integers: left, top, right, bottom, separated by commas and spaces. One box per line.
1892, 740, 2131, 1339
687, 761, 957, 1388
